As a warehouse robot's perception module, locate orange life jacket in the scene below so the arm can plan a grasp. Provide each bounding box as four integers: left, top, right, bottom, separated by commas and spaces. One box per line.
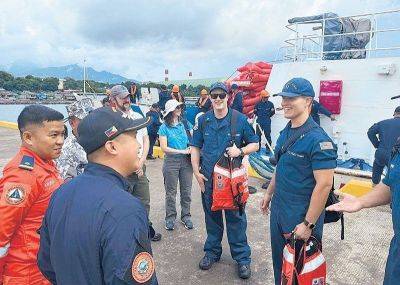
212, 154, 249, 214
281, 235, 326, 285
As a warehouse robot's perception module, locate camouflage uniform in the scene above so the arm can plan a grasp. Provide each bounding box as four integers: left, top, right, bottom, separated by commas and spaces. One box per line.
56, 98, 95, 180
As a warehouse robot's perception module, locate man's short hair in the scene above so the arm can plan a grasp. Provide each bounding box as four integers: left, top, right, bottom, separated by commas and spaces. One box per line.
17, 105, 64, 133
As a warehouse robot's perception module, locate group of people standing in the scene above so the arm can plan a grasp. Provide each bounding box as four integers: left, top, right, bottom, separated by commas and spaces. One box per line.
1, 76, 400, 285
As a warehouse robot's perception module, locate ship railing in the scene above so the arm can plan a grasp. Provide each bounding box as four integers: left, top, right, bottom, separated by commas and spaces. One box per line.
274, 9, 400, 62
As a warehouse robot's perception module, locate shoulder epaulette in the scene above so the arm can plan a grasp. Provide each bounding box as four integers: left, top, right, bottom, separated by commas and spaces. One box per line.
19, 155, 34, 171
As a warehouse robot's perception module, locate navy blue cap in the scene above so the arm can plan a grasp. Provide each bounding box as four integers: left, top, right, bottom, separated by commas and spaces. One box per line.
210, 82, 228, 93
274, 77, 315, 98
77, 107, 151, 154
395, 106, 400, 114
231, 83, 239, 90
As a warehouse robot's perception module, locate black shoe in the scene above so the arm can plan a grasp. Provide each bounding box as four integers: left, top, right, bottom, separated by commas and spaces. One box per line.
199, 255, 217, 270
151, 233, 162, 242
147, 155, 156, 160
262, 181, 270, 189
238, 264, 251, 279
248, 186, 257, 194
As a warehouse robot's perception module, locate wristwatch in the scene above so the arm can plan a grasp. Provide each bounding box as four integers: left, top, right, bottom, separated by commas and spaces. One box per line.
303, 219, 315, 229
239, 148, 245, 156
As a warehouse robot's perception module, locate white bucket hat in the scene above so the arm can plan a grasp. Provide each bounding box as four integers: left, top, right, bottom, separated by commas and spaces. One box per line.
163, 99, 183, 117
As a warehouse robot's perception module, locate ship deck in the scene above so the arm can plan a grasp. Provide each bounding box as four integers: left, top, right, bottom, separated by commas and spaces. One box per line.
0, 127, 392, 285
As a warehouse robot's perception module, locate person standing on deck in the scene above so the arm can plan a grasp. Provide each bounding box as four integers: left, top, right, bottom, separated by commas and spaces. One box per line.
311, 99, 335, 126
229, 83, 243, 113
191, 82, 259, 279
109, 85, 161, 242
146, 103, 162, 160
261, 78, 337, 285
0, 105, 64, 284
254, 90, 275, 152
57, 98, 95, 180
196, 89, 212, 113
367, 106, 400, 185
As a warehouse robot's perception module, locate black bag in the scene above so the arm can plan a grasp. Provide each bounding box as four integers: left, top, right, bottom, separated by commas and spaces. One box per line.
324, 177, 345, 240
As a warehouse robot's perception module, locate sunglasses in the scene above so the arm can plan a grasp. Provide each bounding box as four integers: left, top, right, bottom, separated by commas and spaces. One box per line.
210, 93, 227, 100
175, 105, 182, 110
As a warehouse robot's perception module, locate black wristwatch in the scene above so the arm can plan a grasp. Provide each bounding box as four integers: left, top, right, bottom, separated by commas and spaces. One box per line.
239, 148, 244, 157
303, 219, 315, 229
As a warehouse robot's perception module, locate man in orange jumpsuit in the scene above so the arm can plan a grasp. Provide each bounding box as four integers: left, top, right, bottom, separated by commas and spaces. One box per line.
0, 105, 65, 284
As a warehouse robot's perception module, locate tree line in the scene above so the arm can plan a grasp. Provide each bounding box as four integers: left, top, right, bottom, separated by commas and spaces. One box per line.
0, 71, 208, 97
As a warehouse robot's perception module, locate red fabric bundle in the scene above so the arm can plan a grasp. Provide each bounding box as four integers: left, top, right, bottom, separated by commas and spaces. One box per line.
226, 61, 273, 118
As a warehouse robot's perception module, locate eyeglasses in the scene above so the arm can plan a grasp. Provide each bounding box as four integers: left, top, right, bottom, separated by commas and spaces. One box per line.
210, 93, 227, 100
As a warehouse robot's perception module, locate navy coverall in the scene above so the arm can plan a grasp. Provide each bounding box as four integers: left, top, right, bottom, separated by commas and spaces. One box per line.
191, 109, 259, 265
254, 100, 275, 149
146, 110, 162, 157
158, 90, 171, 111
311, 100, 332, 126
270, 117, 337, 285
37, 163, 157, 285
231, 92, 244, 113
382, 141, 400, 285
367, 117, 400, 184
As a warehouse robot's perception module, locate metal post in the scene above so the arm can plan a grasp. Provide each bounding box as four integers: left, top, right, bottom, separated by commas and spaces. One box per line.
83, 59, 86, 95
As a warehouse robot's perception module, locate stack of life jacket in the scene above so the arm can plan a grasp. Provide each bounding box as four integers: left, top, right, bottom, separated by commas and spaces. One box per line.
281, 234, 327, 285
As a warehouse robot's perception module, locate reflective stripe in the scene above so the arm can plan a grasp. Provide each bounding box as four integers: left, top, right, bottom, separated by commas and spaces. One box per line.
283, 246, 294, 263
231, 167, 247, 179
301, 253, 326, 274
0, 243, 10, 258
214, 165, 230, 178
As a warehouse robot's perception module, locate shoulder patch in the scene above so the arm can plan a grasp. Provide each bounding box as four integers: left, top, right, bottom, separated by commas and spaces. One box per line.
131, 252, 155, 283
19, 155, 34, 171
319, 141, 334, 150
1, 183, 31, 206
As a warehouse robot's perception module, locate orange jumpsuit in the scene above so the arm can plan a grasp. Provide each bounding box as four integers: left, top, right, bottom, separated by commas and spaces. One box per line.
0, 147, 63, 284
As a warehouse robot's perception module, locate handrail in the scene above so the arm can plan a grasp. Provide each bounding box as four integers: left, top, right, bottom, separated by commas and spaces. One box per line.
276, 9, 400, 62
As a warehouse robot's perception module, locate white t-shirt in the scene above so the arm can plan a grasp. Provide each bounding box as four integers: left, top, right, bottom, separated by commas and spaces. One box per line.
127, 109, 148, 157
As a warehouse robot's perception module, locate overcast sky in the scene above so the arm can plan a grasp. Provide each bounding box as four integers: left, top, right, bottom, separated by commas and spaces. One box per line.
1, 0, 399, 81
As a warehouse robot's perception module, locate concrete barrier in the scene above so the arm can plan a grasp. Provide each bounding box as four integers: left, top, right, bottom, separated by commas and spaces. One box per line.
0, 121, 18, 130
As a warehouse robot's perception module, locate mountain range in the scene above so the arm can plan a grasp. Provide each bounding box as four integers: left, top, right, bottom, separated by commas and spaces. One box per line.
4, 63, 133, 84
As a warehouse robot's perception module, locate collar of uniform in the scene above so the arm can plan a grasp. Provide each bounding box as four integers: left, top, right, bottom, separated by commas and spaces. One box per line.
287, 115, 316, 130
209, 108, 232, 129
84, 162, 130, 191
19, 146, 58, 172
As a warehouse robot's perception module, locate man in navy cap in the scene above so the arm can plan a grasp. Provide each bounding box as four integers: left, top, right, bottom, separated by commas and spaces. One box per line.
37, 107, 158, 285
229, 83, 244, 113
367, 106, 400, 185
260, 78, 337, 285
191, 82, 259, 279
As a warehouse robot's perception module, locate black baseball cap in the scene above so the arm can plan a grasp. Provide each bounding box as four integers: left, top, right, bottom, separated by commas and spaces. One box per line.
78, 107, 151, 154
395, 106, 400, 115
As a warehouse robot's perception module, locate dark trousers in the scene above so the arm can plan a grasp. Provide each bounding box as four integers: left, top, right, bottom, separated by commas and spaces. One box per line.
372, 148, 391, 184
201, 180, 251, 265
148, 134, 158, 157
256, 124, 272, 151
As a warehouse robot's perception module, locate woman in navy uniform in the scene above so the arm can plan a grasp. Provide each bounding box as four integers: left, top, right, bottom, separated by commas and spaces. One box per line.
260, 78, 337, 285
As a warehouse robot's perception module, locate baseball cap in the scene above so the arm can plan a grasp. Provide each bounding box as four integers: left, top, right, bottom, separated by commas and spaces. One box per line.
65, 97, 95, 120
210, 82, 228, 93
274, 77, 315, 98
77, 107, 151, 154
394, 106, 400, 114
110, 85, 130, 99
231, 83, 239, 90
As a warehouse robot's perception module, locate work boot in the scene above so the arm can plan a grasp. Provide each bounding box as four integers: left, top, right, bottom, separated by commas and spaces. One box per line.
238, 264, 251, 279
149, 223, 162, 242
199, 255, 218, 270
181, 218, 194, 230
165, 220, 175, 231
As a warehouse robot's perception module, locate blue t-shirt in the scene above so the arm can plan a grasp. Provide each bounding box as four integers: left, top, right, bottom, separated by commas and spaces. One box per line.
158, 120, 193, 150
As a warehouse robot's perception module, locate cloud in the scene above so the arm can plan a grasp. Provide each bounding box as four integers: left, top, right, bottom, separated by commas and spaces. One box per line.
0, 0, 399, 81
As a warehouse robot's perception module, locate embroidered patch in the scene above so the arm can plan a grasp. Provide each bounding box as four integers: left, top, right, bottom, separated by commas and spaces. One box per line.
319, 141, 333, 150
3, 184, 27, 205
131, 252, 155, 283
105, 126, 118, 138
